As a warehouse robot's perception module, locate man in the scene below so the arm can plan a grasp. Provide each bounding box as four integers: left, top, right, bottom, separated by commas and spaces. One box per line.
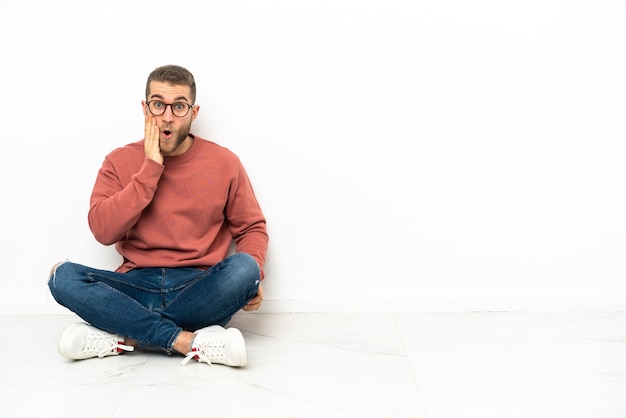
48, 65, 268, 367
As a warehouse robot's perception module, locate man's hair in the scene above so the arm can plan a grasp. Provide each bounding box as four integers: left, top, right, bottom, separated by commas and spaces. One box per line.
146, 65, 196, 103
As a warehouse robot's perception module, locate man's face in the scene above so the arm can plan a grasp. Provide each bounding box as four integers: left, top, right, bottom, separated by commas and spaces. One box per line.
143, 81, 199, 156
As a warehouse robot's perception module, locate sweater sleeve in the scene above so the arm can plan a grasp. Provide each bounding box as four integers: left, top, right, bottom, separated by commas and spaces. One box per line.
88, 157, 164, 245
226, 163, 269, 278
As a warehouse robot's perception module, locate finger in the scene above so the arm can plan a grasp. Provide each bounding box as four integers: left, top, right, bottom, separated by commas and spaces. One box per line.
144, 116, 162, 163
243, 301, 262, 312
144, 115, 158, 140
243, 295, 263, 311
246, 295, 261, 306
252, 284, 263, 302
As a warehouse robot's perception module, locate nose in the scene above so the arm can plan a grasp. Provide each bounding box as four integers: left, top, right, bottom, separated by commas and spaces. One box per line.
161, 104, 175, 122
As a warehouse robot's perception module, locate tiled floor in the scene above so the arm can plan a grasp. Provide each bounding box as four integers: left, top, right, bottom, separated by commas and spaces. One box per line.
1, 311, 625, 417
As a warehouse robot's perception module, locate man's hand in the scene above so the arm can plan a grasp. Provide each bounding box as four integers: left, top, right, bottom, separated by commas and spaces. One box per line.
243, 284, 263, 311
144, 114, 163, 165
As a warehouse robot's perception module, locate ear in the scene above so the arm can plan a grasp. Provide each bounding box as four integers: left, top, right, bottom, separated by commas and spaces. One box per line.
141, 100, 148, 115
191, 104, 200, 121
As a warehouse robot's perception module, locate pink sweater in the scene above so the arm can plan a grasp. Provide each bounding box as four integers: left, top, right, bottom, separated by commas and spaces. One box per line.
88, 135, 268, 276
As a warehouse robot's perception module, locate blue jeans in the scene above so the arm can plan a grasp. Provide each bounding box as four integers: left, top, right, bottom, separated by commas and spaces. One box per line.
48, 253, 260, 352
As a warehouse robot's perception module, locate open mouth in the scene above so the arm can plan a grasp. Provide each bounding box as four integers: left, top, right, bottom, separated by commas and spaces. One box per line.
161, 129, 173, 140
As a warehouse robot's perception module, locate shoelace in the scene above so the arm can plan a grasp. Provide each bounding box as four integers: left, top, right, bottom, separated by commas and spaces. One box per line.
84, 330, 134, 358
180, 341, 227, 366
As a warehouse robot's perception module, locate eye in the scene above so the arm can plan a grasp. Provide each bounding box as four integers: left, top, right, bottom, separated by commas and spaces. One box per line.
173, 102, 187, 111
152, 101, 165, 109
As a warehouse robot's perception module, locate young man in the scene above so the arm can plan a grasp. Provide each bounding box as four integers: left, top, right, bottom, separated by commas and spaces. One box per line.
48, 65, 268, 367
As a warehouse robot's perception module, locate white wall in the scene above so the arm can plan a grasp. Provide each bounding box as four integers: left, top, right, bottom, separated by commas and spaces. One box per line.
1, 0, 625, 314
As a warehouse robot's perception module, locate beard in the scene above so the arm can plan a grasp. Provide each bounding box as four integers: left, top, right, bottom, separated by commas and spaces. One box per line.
159, 120, 192, 155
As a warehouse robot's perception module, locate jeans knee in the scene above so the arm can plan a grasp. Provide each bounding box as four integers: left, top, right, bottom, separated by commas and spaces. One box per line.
49, 260, 67, 277
232, 252, 261, 283
47, 260, 78, 299
48, 260, 68, 287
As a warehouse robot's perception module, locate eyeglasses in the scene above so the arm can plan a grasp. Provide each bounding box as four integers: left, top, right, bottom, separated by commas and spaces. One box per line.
146, 100, 194, 117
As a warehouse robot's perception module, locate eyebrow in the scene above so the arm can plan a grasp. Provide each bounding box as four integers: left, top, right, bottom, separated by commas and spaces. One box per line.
149, 94, 190, 103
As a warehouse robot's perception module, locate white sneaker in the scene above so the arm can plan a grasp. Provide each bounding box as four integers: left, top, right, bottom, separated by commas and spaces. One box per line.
58, 322, 134, 360
181, 325, 247, 367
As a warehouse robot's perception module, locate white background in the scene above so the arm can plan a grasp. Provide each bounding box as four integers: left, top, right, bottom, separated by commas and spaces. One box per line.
1, 0, 625, 314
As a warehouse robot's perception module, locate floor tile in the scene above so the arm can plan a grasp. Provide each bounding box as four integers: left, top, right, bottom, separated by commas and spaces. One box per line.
397, 312, 626, 418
